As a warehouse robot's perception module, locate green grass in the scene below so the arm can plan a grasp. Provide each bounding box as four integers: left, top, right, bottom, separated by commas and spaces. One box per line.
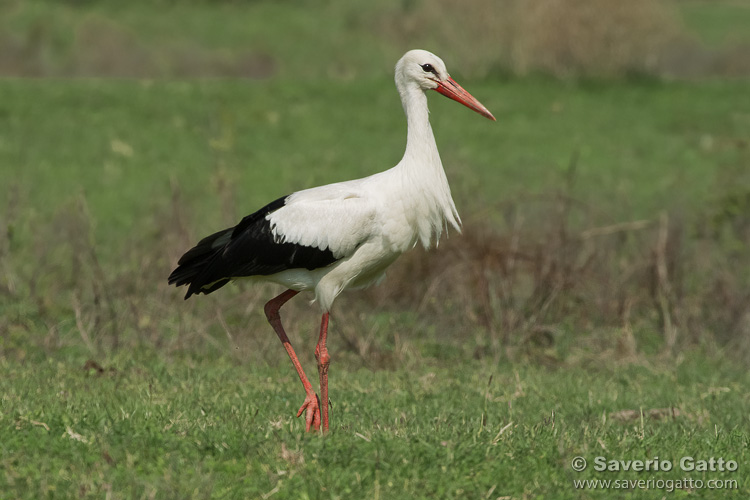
2, 349, 748, 499
678, 1, 750, 47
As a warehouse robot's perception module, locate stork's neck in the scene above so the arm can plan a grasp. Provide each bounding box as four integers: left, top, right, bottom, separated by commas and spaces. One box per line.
395, 85, 462, 247
400, 87, 440, 165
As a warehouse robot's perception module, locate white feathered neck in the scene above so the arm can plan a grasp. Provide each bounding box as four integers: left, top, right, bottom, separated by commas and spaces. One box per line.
394, 78, 462, 249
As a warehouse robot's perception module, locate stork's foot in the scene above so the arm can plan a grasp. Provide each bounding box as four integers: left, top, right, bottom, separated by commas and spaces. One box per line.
296, 392, 322, 432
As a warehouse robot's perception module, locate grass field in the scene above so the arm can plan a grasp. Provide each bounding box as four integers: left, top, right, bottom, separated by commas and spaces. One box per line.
2, 0, 750, 498
3, 349, 749, 498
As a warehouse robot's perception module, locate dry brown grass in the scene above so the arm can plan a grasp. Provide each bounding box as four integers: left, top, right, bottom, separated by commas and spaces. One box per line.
0, 11, 275, 78
377, 0, 680, 78
69, 16, 276, 78
507, 0, 680, 78
1, 0, 748, 79
2, 161, 749, 369
377, 0, 748, 79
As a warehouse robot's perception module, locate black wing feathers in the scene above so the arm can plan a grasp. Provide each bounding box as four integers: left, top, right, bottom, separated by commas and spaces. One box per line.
168, 195, 338, 299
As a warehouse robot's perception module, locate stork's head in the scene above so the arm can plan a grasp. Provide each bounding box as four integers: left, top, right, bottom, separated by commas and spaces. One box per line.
395, 49, 496, 121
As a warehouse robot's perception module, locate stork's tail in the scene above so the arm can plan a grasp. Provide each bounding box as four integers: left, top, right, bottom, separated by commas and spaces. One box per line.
168, 227, 234, 299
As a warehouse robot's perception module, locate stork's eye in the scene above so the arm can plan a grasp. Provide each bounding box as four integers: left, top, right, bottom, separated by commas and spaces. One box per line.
420, 63, 436, 74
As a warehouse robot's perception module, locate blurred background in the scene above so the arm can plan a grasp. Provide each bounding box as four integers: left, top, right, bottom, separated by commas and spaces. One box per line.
2, 0, 749, 79
1, 0, 749, 366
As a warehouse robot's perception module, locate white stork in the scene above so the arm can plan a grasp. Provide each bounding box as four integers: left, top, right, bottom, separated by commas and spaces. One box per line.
168, 49, 495, 433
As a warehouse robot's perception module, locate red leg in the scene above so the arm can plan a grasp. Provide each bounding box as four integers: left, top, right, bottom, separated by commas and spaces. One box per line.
264, 289, 321, 432
314, 312, 331, 433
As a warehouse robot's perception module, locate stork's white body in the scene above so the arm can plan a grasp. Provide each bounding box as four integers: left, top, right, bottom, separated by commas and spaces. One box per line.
265, 79, 460, 311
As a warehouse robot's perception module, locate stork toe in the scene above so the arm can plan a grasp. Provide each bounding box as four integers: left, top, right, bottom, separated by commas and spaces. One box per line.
296, 392, 322, 432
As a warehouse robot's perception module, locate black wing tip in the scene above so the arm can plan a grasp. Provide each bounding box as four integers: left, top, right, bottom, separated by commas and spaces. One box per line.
167, 268, 190, 288
168, 277, 220, 300
166, 271, 192, 299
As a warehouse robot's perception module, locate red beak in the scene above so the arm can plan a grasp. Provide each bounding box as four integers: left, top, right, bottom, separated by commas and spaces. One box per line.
434, 77, 496, 121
